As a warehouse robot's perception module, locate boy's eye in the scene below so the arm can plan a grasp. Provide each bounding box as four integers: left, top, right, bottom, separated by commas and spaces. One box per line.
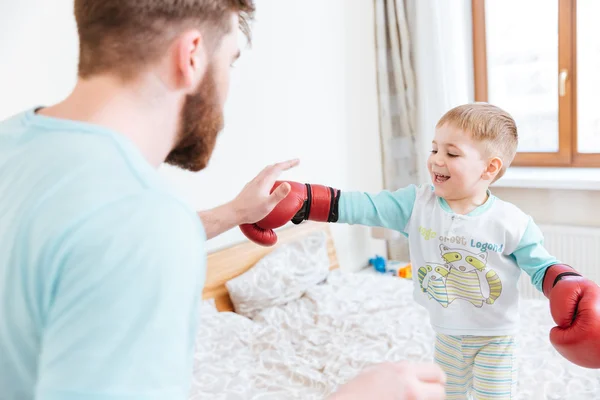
430, 150, 438, 154
448, 153, 459, 158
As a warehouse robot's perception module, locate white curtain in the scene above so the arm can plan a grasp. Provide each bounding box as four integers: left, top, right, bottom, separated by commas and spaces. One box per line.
374, 0, 474, 260
408, 0, 474, 182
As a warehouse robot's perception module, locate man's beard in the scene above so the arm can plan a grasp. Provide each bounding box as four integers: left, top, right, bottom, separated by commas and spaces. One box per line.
165, 66, 224, 172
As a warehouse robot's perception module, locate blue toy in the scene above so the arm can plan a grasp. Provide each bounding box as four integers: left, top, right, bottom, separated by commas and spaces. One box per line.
368, 255, 412, 278
369, 255, 388, 273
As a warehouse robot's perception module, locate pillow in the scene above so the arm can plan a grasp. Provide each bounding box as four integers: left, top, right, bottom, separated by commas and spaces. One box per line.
225, 230, 330, 318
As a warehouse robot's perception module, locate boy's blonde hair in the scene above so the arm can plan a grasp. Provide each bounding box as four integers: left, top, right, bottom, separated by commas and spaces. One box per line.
436, 102, 518, 182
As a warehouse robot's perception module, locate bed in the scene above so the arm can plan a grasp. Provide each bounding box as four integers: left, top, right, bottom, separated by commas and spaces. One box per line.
190, 223, 600, 400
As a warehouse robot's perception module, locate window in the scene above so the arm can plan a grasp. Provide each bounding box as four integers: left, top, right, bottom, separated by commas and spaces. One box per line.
472, 0, 600, 167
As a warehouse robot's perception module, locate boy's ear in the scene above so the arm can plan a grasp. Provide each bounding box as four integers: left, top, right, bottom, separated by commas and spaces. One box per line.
482, 157, 503, 181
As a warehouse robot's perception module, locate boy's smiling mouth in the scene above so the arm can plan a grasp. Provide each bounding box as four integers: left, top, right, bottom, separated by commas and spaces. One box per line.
434, 173, 450, 183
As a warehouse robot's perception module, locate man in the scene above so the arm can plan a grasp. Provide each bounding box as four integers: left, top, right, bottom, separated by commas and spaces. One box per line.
0, 1, 445, 399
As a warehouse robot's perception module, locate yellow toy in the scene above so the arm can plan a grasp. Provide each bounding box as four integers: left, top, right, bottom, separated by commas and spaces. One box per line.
398, 263, 412, 279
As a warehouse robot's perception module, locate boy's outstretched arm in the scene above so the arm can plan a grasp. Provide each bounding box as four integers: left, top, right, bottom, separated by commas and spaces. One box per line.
513, 218, 600, 369
239, 181, 418, 246
240, 181, 417, 246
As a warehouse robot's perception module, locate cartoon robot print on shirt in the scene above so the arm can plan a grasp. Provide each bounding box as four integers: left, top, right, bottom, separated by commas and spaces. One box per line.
438, 244, 502, 308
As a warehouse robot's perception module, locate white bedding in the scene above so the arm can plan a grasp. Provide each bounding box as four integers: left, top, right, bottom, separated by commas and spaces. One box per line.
190, 270, 600, 400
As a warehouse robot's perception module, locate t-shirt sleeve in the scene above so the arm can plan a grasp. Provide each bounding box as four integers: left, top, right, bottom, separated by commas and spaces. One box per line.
510, 217, 559, 293
338, 184, 417, 235
35, 193, 206, 400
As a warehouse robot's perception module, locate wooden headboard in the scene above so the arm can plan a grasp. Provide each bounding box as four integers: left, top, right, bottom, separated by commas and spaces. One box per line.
201, 222, 339, 312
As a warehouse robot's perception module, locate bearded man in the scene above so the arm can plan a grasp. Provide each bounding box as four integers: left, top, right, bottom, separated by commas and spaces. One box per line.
0, 1, 445, 399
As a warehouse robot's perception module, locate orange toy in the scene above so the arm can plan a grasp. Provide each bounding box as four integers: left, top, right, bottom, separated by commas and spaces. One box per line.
398, 263, 412, 279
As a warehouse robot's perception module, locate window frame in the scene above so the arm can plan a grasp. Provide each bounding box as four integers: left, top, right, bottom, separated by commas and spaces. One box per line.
472, 0, 600, 167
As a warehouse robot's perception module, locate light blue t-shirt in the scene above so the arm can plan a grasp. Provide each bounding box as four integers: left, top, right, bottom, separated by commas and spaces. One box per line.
0, 109, 207, 399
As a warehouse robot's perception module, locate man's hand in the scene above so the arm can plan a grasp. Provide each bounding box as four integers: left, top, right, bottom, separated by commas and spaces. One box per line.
198, 159, 299, 240
328, 362, 446, 400
239, 180, 341, 246
231, 159, 300, 224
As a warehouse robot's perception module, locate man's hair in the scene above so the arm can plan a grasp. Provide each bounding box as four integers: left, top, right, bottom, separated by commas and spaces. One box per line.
436, 102, 518, 182
74, 0, 255, 80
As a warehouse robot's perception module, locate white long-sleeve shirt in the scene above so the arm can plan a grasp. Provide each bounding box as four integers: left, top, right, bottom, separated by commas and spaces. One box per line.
339, 184, 559, 336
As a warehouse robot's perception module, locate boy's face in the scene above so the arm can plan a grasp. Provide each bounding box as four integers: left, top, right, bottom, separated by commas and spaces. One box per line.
427, 123, 490, 200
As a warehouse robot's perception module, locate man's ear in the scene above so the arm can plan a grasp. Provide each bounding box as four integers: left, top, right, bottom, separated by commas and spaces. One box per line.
174, 29, 208, 91
482, 156, 503, 181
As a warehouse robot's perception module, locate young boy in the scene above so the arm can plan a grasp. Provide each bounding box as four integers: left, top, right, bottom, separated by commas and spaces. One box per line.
241, 102, 600, 399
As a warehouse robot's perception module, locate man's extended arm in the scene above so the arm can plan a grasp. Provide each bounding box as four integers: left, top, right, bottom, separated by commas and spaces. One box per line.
198, 159, 299, 239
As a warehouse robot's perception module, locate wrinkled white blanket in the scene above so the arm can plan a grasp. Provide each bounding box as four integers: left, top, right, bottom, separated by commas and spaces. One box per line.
190, 270, 600, 399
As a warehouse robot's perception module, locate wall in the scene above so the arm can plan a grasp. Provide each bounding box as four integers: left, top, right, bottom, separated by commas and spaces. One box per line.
161, 0, 386, 269
0, 1, 78, 118
0, 0, 385, 271
490, 188, 600, 227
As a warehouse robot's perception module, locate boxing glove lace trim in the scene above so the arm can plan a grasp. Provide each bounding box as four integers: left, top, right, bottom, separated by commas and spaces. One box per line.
328, 188, 340, 223
305, 183, 313, 219
542, 263, 582, 297
552, 272, 582, 287
291, 184, 341, 224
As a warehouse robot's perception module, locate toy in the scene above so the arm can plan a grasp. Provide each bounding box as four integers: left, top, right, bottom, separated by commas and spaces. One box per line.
398, 263, 412, 279
368, 255, 412, 279
369, 255, 387, 273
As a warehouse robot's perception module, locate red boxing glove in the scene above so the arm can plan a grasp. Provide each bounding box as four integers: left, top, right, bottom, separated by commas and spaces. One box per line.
239, 181, 340, 246
543, 263, 600, 368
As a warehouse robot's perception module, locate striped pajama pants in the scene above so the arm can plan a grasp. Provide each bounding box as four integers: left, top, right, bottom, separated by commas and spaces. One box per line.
434, 334, 518, 400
